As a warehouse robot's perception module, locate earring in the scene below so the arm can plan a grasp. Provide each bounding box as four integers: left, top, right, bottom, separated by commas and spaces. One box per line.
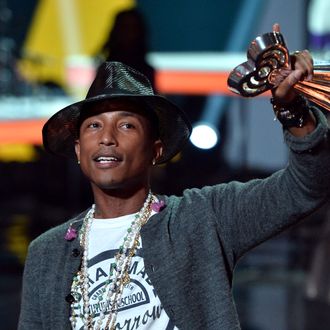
77, 160, 80, 165
152, 159, 156, 166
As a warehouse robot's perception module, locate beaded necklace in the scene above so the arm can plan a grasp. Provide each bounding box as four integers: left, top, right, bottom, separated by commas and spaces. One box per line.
70, 191, 154, 330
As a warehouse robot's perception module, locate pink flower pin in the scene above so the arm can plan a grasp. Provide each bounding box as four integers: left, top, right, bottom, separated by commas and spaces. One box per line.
151, 200, 165, 213
64, 226, 77, 241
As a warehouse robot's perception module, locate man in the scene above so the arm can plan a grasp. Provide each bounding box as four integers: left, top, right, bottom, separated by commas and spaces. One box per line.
18, 30, 330, 329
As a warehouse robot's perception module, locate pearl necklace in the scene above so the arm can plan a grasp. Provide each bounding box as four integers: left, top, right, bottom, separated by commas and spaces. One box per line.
70, 191, 154, 330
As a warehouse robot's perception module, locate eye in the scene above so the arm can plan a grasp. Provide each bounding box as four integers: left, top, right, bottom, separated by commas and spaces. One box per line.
87, 121, 101, 129
120, 122, 135, 129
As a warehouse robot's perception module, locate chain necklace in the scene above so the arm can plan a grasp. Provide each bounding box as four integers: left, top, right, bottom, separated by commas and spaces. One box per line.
70, 191, 154, 330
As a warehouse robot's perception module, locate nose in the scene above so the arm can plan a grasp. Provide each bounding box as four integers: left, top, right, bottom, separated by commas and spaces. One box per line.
99, 127, 117, 146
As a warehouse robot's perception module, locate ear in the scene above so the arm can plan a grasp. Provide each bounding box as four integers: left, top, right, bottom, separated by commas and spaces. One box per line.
153, 139, 164, 163
74, 139, 81, 163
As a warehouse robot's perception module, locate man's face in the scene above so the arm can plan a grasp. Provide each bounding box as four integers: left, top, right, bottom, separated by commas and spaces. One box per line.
75, 99, 163, 192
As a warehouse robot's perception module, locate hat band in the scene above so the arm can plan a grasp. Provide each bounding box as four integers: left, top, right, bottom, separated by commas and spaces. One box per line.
86, 87, 154, 99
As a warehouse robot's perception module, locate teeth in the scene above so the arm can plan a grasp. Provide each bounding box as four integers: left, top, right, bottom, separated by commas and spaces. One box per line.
97, 156, 118, 163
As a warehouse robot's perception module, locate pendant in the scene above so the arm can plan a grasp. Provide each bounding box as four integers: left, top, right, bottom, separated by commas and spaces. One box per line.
122, 273, 130, 285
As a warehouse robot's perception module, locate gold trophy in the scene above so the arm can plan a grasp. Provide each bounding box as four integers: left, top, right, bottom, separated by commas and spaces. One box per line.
227, 31, 330, 112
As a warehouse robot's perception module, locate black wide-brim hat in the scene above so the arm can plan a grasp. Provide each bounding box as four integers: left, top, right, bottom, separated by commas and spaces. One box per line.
42, 61, 192, 164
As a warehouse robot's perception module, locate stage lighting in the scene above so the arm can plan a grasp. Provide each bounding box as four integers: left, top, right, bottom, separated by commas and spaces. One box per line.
190, 123, 219, 150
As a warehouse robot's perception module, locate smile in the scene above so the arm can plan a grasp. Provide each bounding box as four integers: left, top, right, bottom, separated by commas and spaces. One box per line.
95, 156, 120, 163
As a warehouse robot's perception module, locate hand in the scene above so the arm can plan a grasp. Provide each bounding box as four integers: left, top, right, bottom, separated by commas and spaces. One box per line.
272, 23, 314, 103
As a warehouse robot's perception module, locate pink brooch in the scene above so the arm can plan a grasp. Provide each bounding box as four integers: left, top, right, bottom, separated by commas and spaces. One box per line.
64, 225, 77, 241
151, 200, 165, 213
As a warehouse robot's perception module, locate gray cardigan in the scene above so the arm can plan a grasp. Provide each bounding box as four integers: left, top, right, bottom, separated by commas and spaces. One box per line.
19, 109, 330, 330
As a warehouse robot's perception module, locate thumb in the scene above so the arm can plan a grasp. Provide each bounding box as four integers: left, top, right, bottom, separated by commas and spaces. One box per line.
273, 23, 280, 33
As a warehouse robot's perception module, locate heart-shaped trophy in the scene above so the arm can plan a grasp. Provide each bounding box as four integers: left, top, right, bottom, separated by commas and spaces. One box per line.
227, 31, 330, 112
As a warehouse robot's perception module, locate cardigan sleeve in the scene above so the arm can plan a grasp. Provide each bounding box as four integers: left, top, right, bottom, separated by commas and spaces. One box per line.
208, 107, 330, 261
18, 239, 43, 329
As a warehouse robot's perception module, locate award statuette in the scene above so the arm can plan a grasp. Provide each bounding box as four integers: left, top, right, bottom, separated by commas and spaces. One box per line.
227, 31, 330, 112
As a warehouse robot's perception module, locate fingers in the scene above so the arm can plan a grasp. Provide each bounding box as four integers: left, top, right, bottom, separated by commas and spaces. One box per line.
273, 70, 302, 101
272, 23, 313, 81
270, 24, 314, 102
274, 49, 313, 98
291, 50, 314, 81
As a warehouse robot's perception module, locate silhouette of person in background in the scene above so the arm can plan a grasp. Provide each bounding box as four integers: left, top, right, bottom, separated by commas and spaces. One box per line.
97, 8, 156, 89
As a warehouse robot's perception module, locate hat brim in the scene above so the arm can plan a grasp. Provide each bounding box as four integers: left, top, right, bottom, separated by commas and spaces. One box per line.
42, 93, 192, 164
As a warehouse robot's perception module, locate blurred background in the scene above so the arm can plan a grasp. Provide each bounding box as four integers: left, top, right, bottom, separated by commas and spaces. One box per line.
1, 0, 330, 329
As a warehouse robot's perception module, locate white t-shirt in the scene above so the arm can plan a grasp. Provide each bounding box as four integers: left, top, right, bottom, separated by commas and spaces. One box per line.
70, 213, 178, 330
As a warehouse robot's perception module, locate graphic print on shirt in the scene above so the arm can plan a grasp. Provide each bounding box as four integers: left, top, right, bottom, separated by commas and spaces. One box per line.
71, 247, 177, 330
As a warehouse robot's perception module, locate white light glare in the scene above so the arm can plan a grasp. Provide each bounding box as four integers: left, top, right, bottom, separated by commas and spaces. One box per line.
190, 123, 219, 149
